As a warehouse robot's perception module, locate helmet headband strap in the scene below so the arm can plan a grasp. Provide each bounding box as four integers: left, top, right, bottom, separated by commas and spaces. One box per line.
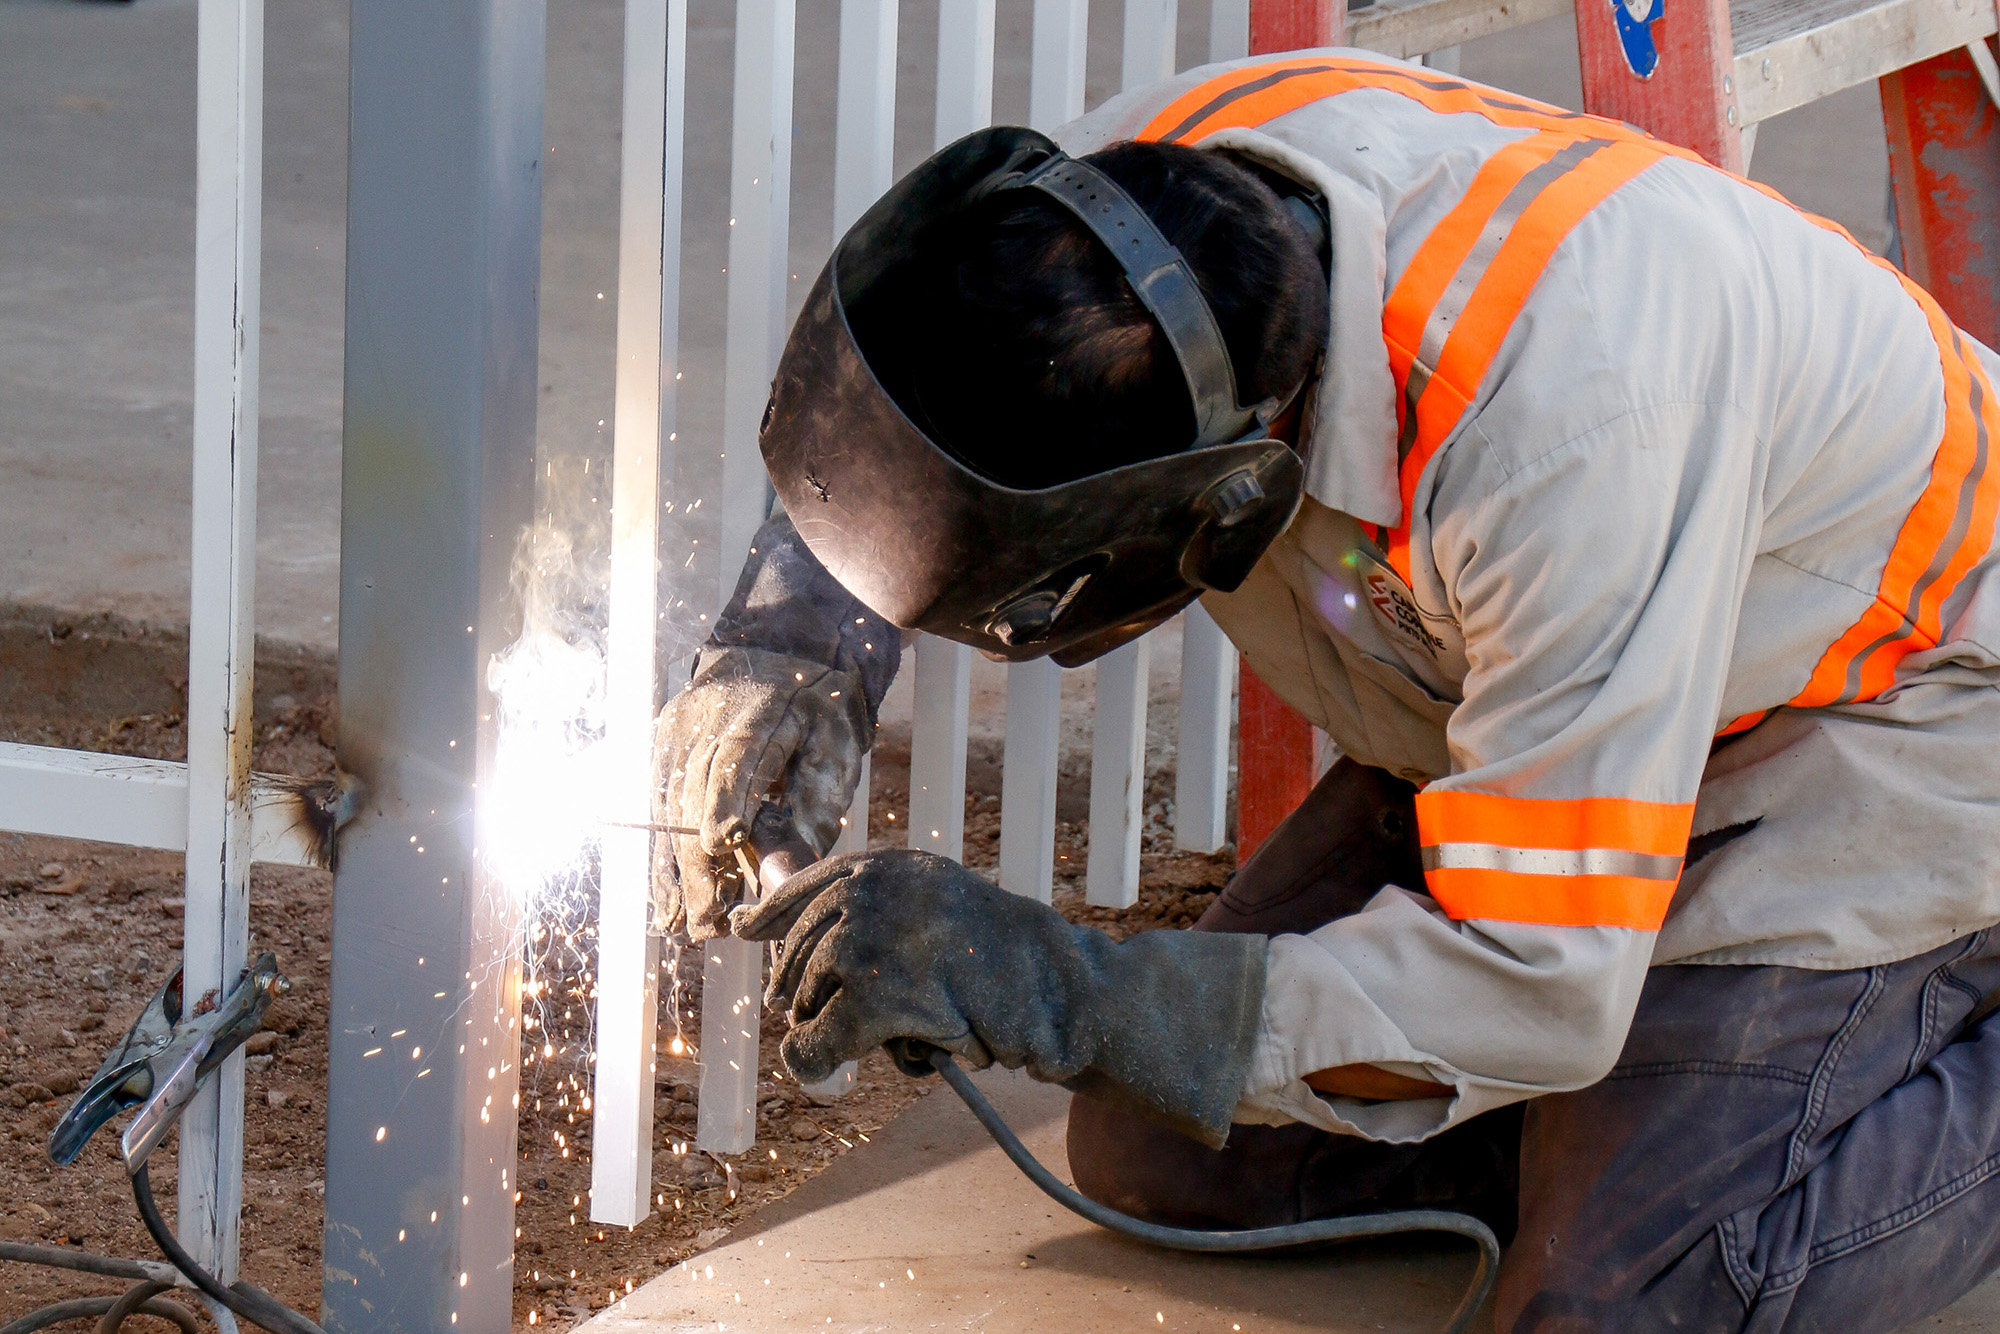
998, 156, 1278, 447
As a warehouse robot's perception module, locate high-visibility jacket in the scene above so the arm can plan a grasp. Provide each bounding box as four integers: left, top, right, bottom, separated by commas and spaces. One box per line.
1061, 54, 2000, 1142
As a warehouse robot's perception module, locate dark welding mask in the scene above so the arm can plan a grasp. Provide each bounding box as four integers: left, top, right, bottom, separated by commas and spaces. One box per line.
759, 126, 1310, 666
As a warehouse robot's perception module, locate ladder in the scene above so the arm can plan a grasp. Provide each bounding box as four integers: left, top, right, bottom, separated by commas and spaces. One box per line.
1237, 0, 2000, 852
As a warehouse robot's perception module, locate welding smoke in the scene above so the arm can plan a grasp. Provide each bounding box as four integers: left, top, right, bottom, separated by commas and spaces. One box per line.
485, 460, 614, 899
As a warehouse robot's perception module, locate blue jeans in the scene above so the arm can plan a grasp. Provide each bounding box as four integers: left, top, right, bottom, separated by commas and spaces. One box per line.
1066, 760, 2000, 1333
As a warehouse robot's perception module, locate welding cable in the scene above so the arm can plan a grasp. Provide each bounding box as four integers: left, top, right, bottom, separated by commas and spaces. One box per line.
0, 1284, 198, 1334
129, 1166, 326, 1334
92, 1280, 200, 1334
0, 1241, 175, 1285
0, 1242, 197, 1334
928, 1050, 1500, 1334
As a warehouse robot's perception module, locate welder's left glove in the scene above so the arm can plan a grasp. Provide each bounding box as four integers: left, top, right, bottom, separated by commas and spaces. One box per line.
651, 509, 900, 941
731, 850, 1267, 1148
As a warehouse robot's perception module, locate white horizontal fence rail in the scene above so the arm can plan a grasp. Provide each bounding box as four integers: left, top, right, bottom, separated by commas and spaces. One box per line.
0, 743, 323, 869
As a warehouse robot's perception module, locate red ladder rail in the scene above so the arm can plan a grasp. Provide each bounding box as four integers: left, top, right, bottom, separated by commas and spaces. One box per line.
1233, 0, 1341, 858
1882, 43, 2000, 344
1574, 0, 2000, 346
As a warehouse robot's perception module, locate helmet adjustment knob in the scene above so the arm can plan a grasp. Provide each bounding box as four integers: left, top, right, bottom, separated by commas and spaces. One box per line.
987, 591, 1059, 647
1207, 470, 1267, 527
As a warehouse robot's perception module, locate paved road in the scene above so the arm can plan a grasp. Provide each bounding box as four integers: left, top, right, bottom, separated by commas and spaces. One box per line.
0, 0, 1889, 651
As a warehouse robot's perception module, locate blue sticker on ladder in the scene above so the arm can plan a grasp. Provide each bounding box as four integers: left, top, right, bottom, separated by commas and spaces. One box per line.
1611, 0, 1662, 78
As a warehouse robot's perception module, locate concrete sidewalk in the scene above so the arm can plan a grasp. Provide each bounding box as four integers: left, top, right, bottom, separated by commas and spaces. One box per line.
583, 1066, 2000, 1334
584, 1068, 1491, 1334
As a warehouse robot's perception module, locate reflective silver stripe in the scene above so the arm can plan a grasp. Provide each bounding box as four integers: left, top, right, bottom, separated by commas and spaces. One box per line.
1421, 843, 1684, 880
1397, 136, 1615, 464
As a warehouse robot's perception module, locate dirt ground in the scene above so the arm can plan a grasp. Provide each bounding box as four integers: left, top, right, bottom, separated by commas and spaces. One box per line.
0, 610, 1235, 1331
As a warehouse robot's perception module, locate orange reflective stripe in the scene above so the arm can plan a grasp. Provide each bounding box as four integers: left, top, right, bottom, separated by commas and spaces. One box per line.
1380, 132, 1582, 422
1788, 309, 1999, 706
1722, 176, 2000, 708
1143, 56, 2000, 704
1139, 57, 1343, 143
1137, 58, 1668, 151
1420, 868, 1679, 929
1383, 137, 1663, 580
1417, 790, 1693, 855
1415, 792, 1694, 928
1716, 709, 1769, 737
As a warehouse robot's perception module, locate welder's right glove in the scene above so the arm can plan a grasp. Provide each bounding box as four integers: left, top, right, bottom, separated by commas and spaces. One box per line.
651, 510, 900, 941
731, 849, 1267, 1148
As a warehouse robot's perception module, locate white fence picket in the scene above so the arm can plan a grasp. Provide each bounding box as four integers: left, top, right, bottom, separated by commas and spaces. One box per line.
934, 0, 998, 145
1122, 0, 1180, 88
1078, 5, 1184, 906
809, 0, 902, 1101
906, 0, 996, 867
591, 0, 687, 1226
830, 0, 897, 864
834, 756, 871, 856
1029, 0, 1089, 131
992, 0, 1090, 905
181, 0, 263, 1282
1210, 0, 1251, 60
699, 0, 797, 1158
1084, 636, 1150, 907
1175, 602, 1235, 852
999, 659, 1063, 902
835, 0, 899, 235
907, 634, 973, 860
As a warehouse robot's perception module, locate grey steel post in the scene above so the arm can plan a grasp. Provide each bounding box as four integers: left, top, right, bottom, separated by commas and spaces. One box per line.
324, 2, 544, 1330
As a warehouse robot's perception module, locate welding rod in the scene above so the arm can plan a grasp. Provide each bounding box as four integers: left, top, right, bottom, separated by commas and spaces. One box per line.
605, 809, 818, 898
601, 815, 818, 887
600, 819, 702, 835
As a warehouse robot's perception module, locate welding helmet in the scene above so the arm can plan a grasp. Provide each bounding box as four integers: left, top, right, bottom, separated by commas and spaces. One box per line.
759, 126, 1309, 666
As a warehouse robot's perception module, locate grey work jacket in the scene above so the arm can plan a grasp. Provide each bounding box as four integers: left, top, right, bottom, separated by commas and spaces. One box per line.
1061, 54, 2000, 1142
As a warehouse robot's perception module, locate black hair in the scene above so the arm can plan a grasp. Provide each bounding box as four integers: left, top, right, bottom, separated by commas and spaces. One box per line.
868, 141, 1330, 490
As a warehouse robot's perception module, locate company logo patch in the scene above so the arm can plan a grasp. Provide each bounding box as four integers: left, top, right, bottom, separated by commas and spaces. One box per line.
1365, 570, 1449, 659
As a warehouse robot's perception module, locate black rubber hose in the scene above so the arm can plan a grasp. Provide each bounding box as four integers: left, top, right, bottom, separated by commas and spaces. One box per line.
129, 1167, 326, 1334
928, 1050, 1500, 1334
0, 1243, 165, 1285
95, 1281, 198, 1334
0, 1285, 196, 1334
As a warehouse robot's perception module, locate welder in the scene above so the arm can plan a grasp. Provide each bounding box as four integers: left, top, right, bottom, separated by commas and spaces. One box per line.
651, 50, 2000, 1333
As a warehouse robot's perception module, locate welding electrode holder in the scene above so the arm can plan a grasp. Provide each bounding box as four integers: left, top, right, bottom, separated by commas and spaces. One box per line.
735, 802, 821, 901
740, 822, 1501, 1334
24, 954, 329, 1334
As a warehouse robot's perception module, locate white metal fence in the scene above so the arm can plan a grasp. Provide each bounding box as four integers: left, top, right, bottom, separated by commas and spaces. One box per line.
584, 0, 1278, 1225
0, 0, 293, 1291
0, 0, 1483, 1286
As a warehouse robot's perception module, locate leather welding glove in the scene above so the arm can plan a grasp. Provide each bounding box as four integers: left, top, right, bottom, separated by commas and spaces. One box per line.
652, 509, 901, 941
731, 849, 1267, 1148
